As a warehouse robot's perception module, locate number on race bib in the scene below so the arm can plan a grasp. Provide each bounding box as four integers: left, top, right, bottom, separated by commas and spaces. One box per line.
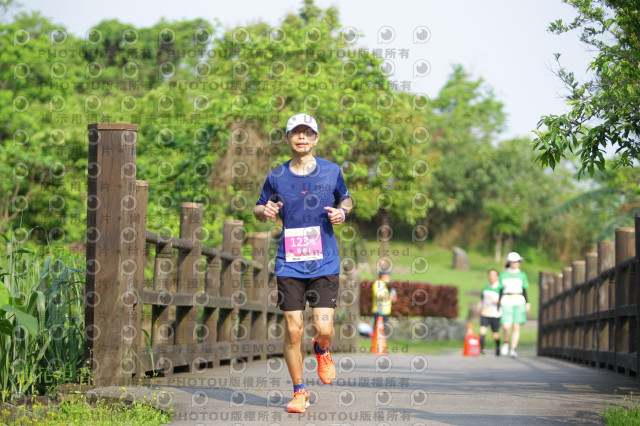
284, 226, 323, 262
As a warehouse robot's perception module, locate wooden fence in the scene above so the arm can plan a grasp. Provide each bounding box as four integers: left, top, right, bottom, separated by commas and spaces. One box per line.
85, 123, 359, 386
538, 215, 639, 378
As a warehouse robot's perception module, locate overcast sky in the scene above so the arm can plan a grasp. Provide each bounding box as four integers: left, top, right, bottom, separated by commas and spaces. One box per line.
19, 0, 593, 141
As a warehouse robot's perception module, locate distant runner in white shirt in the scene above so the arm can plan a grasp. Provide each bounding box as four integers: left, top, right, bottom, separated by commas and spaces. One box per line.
477, 269, 502, 355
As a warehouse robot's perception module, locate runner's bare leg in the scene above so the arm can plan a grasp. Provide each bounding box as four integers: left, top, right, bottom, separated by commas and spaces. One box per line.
284, 310, 304, 386
312, 307, 335, 350
511, 323, 521, 350
502, 323, 511, 347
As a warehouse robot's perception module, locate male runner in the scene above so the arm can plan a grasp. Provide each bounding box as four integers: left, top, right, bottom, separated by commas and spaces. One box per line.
254, 113, 352, 413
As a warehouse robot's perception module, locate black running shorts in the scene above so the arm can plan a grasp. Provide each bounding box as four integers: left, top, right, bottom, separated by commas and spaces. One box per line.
276, 274, 339, 311
480, 316, 500, 332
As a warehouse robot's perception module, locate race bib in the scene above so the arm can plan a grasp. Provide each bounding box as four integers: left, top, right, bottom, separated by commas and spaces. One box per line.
284, 226, 323, 262
502, 278, 523, 294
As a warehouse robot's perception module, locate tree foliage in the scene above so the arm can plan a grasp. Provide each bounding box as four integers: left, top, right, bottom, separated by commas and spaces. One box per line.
428, 66, 505, 220
534, 0, 640, 176
0, 0, 621, 266
549, 165, 640, 241
0, 0, 433, 247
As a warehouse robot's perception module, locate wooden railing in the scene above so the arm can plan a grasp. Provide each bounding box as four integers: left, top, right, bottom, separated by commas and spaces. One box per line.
538, 215, 639, 378
85, 123, 359, 386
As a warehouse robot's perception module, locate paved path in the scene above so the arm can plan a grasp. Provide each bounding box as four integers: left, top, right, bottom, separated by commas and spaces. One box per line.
93, 352, 640, 425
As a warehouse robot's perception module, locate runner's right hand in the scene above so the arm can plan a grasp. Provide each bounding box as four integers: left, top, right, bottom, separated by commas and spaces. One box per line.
263, 201, 283, 219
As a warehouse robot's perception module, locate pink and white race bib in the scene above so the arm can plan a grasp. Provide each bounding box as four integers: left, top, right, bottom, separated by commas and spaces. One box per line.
284, 226, 323, 262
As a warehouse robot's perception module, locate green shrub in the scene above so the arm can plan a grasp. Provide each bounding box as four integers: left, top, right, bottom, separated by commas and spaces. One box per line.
360, 280, 459, 318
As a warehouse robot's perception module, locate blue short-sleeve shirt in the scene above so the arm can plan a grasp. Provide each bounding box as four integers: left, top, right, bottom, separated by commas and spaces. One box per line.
256, 157, 350, 278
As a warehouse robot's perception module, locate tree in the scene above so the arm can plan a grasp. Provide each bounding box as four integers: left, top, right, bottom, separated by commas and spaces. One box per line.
534, 0, 640, 176
211, 2, 433, 228
0, 10, 83, 238
549, 165, 640, 241
0, 0, 434, 249
486, 138, 571, 263
484, 201, 524, 262
427, 65, 506, 237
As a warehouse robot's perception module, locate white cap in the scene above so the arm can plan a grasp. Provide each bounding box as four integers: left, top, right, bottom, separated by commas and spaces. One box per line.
506, 252, 523, 262
286, 113, 318, 134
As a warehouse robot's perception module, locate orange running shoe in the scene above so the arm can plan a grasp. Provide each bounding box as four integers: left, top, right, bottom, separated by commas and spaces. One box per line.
286, 389, 309, 413
313, 339, 335, 384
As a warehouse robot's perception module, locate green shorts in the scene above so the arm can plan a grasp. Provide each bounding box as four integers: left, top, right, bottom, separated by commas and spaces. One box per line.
500, 304, 526, 325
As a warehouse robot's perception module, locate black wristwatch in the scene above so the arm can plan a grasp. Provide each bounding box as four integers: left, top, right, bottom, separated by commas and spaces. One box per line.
339, 207, 348, 221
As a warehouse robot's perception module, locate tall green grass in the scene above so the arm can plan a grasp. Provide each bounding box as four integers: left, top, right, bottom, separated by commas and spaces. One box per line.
601, 394, 640, 425
1, 391, 174, 425
0, 231, 87, 402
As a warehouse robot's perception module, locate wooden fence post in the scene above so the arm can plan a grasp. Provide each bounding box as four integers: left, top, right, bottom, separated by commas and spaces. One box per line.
614, 227, 634, 372
176, 203, 203, 371
85, 123, 138, 386
238, 255, 253, 359
346, 268, 360, 353
636, 214, 640, 379
599, 242, 615, 311
537, 272, 544, 355
151, 239, 173, 365
597, 242, 615, 368
572, 261, 585, 317
547, 272, 556, 325
251, 233, 269, 360
554, 273, 562, 350
585, 252, 597, 315
131, 180, 148, 379
538, 271, 553, 355
562, 268, 572, 316
585, 252, 598, 356
332, 271, 357, 353
203, 247, 221, 367
572, 261, 586, 352
562, 267, 572, 354
115, 179, 146, 382
265, 229, 284, 357
219, 220, 244, 361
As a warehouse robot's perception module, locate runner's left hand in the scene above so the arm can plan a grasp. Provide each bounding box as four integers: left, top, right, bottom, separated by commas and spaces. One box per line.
324, 207, 345, 225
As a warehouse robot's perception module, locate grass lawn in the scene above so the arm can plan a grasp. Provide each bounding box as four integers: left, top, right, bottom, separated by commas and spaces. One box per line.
350, 236, 552, 354
0, 392, 173, 426
358, 323, 539, 355
354, 237, 559, 321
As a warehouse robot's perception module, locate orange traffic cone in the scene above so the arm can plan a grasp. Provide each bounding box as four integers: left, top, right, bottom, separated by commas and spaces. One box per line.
371, 316, 387, 355
463, 323, 481, 357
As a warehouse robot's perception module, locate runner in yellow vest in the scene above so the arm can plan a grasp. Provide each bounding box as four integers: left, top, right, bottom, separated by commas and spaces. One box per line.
372, 270, 397, 332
